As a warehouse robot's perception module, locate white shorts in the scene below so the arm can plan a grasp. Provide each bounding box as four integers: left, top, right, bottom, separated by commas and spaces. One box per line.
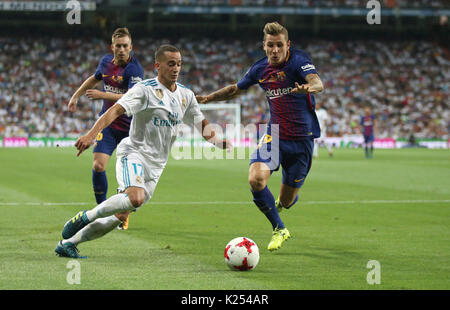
115, 153, 164, 204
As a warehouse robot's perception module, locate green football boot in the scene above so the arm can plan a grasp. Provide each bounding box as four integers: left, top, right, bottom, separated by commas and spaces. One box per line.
62, 210, 90, 239
267, 227, 291, 251
55, 241, 87, 259
275, 197, 283, 213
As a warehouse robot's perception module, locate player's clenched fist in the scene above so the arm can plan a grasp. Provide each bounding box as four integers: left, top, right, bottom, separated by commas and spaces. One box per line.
195, 95, 209, 104
223, 139, 234, 153
75, 135, 95, 156
68, 97, 78, 112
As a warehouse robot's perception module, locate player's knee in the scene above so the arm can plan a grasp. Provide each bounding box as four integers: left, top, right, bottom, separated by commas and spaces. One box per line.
129, 196, 144, 208
93, 161, 107, 172
127, 190, 146, 208
248, 175, 266, 192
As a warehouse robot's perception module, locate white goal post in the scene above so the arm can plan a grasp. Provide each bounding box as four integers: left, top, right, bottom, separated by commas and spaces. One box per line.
199, 103, 241, 146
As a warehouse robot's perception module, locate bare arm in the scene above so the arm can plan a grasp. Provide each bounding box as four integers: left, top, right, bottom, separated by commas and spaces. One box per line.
196, 84, 245, 104
305, 73, 324, 93
195, 119, 233, 151
85, 89, 124, 102
291, 73, 324, 95
68, 75, 101, 112
75, 103, 126, 156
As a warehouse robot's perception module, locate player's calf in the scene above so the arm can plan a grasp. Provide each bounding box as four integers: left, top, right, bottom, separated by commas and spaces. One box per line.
279, 194, 298, 209
82, 193, 137, 225
276, 194, 299, 213
115, 211, 131, 222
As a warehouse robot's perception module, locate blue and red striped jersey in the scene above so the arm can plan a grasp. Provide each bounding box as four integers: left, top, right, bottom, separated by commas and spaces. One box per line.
237, 47, 321, 140
360, 114, 375, 137
94, 54, 144, 132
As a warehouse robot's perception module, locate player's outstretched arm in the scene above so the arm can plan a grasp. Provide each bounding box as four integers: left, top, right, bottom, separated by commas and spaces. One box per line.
85, 89, 124, 102
291, 73, 324, 95
197, 119, 233, 152
196, 83, 245, 104
68, 75, 101, 112
75, 103, 126, 156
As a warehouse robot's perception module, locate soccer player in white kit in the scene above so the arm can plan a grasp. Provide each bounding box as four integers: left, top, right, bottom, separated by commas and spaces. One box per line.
313, 103, 333, 158
55, 45, 231, 258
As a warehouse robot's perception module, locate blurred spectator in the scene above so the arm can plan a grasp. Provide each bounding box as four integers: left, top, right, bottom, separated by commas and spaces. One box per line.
0, 36, 448, 139
150, 0, 449, 8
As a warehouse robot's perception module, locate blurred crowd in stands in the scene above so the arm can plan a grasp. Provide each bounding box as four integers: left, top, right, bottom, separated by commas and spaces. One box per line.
0, 36, 448, 139
150, 0, 448, 8
14, 0, 450, 8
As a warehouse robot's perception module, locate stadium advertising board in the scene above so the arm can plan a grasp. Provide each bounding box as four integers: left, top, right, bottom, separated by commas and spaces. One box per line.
1, 137, 77, 147
3, 137, 28, 147
158, 6, 450, 17
396, 138, 450, 149
0, 137, 448, 149
28, 137, 77, 147
0, 1, 96, 11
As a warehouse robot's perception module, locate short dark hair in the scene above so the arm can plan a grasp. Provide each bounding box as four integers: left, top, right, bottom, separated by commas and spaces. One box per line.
112, 27, 132, 43
155, 44, 180, 62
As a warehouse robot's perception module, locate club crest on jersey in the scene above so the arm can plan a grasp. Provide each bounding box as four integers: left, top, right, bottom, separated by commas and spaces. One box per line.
259, 71, 286, 83
102, 74, 123, 83
155, 89, 164, 99
182, 98, 187, 109
276, 71, 286, 81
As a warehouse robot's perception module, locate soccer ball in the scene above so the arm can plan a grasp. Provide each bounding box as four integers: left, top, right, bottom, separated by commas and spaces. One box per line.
224, 237, 260, 271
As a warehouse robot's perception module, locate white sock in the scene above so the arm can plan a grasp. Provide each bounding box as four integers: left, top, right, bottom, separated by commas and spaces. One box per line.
85, 193, 135, 222
313, 142, 319, 158
63, 215, 121, 245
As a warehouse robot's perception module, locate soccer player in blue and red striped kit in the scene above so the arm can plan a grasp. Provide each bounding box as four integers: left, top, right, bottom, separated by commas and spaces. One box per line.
196, 22, 324, 251
360, 106, 376, 159
67, 28, 143, 230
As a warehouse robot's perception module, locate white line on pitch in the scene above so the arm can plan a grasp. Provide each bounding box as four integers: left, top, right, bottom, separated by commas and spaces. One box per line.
1, 199, 449, 206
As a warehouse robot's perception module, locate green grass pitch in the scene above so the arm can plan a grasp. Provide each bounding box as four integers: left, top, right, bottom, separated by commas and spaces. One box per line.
0, 147, 449, 290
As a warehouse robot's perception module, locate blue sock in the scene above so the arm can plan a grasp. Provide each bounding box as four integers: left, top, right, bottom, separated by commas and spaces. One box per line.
92, 170, 108, 204
251, 186, 285, 230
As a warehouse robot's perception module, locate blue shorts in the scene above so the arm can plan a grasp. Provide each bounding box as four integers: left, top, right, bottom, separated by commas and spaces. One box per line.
93, 126, 129, 156
364, 135, 374, 144
250, 134, 314, 188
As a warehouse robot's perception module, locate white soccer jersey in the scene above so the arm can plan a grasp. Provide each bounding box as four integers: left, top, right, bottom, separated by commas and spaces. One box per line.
316, 108, 329, 137
116, 77, 205, 168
